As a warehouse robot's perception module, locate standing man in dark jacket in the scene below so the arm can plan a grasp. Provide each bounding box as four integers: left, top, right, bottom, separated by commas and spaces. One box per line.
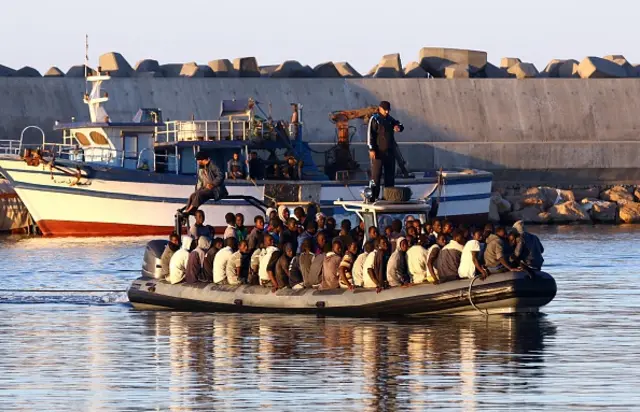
367, 101, 404, 201
180, 151, 228, 216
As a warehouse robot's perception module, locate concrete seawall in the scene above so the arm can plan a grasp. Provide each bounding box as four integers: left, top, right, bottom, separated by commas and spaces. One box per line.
1, 78, 639, 185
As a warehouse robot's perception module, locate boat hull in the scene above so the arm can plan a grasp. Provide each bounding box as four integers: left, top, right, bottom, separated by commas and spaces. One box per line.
0, 156, 492, 237
127, 272, 557, 318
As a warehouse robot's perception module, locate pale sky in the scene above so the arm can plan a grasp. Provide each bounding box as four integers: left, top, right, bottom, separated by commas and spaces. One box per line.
1, 0, 636, 74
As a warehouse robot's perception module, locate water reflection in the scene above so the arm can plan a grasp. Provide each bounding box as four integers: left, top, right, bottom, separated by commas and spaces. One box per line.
140, 313, 555, 411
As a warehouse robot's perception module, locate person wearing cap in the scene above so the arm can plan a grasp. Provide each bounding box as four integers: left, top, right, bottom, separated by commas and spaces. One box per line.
180, 151, 228, 215
367, 100, 404, 201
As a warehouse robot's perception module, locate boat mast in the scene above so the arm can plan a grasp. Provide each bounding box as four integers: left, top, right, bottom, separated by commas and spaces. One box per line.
84, 34, 89, 96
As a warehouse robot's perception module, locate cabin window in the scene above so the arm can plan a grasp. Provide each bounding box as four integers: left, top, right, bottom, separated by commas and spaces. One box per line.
74, 132, 91, 146
89, 131, 109, 145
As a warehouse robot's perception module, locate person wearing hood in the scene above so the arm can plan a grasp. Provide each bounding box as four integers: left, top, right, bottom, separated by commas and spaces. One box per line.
319, 239, 344, 290
512, 221, 544, 270
387, 237, 409, 287
161, 233, 181, 279
484, 226, 520, 273
435, 229, 465, 282
186, 236, 212, 284
278, 205, 290, 222
169, 236, 195, 284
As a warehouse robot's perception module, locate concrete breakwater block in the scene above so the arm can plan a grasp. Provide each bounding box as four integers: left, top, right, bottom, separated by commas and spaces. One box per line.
374, 53, 403, 78
160, 64, 183, 77
420, 47, 487, 69
272, 61, 315, 78
66, 65, 96, 77
418, 56, 454, 78
444, 63, 470, 79
208, 59, 236, 77
180, 62, 215, 78
233, 57, 260, 77
578, 57, 627, 78
603, 55, 636, 77
508, 62, 539, 79
403, 61, 428, 78
541, 59, 579, 78
0, 64, 16, 76
259, 65, 278, 77
313, 62, 341, 78
334, 62, 361, 78
15, 66, 41, 77
479, 62, 510, 78
99, 52, 133, 77
135, 59, 161, 72
500, 57, 521, 69
365, 64, 378, 78
44, 67, 65, 77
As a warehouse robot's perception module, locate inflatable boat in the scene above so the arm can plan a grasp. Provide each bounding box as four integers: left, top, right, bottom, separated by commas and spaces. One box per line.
128, 240, 557, 317
128, 199, 556, 317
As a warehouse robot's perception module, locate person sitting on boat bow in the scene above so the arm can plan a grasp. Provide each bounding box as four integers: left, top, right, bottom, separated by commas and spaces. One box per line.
179, 151, 228, 216
511, 221, 545, 270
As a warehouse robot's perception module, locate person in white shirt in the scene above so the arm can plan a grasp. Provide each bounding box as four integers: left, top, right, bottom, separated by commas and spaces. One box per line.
213, 238, 237, 284
459, 229, 488, 279
259, 234, 282, 291
362, 244, 378, 289
169, 236, 194, 284
352, 241, 374, 287
223, 212, 237, 240
407, 235, 430, 284
225, 240, 247, 285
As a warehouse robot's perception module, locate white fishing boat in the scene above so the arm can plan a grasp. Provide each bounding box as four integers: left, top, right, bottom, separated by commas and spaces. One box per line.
0, 71, 492, 237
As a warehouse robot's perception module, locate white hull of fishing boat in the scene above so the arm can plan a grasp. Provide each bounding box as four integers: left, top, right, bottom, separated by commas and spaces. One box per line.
0, 156, 492, 237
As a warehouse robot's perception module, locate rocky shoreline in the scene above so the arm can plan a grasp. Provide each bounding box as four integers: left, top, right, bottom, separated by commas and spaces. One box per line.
490, 185, 640, 224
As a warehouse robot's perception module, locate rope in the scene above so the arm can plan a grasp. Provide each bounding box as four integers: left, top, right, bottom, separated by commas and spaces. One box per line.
0, 289, 127, 293
468, 276, 489, 317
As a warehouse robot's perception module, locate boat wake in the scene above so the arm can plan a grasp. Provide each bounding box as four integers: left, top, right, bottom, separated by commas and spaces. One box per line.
0, 289, 130, 305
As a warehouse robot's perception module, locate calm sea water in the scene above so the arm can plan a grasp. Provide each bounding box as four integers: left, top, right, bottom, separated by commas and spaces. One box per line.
0, 226, 639, 411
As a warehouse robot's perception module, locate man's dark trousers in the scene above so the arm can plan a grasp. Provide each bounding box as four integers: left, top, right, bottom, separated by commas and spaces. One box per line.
370, 150, 395, 200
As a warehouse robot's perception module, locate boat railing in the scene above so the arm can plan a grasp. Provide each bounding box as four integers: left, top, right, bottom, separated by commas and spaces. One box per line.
0, 140, 22, 156
155, 119, 276, 144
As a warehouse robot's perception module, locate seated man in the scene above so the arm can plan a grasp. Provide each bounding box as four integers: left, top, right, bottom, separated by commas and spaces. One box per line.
407, 235, 429, 284
435, 229, 465, 282
223, 213, 237, 240
247, 215, 265, 253
185, 236, 212, 283
365, 237, 390, 293
227, 152, 246, 180
160, 232, 181, 279
459, 229, 489, 280
169, 236, 194, 284
352, 240, 374, 287
338, 241, 359, 290
387, 237, 409, 287
213, 238, 237, 284
319, 239, 344, 290
248, 242, 264, 286
189, 210, 209, 239
203, 237, 224, 282
225, 240, 247, 286
282, 155, 301, 180
512, 221, 545, 270
426, 234, 448, 284
180, 152, 228, 216
484, 227, 520, 273
293, 238, 316, 288
258, 235, 282, 292
275, 243, 295, 289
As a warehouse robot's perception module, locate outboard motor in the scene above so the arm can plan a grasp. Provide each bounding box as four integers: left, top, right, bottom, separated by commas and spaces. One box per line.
142, 240, 168, 279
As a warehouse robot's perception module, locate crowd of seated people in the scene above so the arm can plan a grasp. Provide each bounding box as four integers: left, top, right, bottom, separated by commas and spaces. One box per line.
160, 206, 545, 293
